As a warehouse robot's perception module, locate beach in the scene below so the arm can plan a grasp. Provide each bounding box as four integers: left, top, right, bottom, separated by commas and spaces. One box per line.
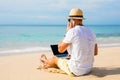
0, 46, 120, 80
0, 0, 120, 79
0, 25, 120, 80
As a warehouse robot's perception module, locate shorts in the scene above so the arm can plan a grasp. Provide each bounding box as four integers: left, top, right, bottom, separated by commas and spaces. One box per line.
57, 58, 75, 76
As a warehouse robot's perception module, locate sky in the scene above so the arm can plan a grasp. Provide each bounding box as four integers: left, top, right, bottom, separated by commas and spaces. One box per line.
0, 0, 120, 25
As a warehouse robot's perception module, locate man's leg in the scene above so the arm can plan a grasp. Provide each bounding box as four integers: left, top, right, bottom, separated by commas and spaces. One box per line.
39, 54, 74, 76
40, 54, 59, 69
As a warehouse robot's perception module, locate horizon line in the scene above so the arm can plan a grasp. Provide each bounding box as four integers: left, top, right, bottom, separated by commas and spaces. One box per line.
0, 24, 120, 26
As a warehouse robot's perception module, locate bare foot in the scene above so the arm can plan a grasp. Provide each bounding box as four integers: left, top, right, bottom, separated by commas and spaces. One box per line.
39, 54, 49, 69
41, 54, 47, 61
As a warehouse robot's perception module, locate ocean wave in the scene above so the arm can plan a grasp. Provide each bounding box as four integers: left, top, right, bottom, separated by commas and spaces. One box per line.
0, 47, 51, 55
0, 43, 120, 56
98, 43, 120, 47
96, 33, 120, 38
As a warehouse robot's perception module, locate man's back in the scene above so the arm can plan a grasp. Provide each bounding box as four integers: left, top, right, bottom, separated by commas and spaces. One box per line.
63, 25, 96, 76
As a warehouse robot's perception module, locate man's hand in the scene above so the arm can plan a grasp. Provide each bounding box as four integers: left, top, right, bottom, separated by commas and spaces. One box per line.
66, 22, 74, 32
94, 44, 98, 56
66, 54, 71, 60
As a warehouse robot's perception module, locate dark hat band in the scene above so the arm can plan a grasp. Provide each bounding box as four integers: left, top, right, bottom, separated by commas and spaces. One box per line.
69, 15, 83, 17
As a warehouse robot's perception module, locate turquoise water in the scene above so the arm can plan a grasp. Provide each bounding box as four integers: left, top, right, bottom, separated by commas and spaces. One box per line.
0, 26, 66, 48
0, 25, 120, 55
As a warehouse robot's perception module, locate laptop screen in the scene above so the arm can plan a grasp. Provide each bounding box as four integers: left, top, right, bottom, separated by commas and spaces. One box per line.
50, 44, 68, 57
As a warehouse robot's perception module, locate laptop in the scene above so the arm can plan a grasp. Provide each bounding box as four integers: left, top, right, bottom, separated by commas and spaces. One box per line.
50, 44, 68, 58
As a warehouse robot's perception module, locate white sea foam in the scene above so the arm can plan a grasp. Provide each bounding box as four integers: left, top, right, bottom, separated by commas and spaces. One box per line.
0, 43, 120, 56
0, 47, 51, 55
98, 43, 120, 47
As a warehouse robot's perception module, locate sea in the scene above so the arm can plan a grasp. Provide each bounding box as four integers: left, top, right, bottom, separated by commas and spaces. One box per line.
0, 25, 120, 56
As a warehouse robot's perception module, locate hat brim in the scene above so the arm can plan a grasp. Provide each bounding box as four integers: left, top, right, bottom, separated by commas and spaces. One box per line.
67, 17, 85, 20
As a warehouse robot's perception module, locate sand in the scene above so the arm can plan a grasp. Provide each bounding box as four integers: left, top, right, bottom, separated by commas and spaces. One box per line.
0, 47, 120, 80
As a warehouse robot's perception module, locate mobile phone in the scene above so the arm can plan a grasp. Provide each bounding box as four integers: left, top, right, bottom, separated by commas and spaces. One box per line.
70, 20, 74, 27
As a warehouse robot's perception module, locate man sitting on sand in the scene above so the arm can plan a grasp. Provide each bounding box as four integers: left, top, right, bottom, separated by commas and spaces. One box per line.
39, 8, 98, 76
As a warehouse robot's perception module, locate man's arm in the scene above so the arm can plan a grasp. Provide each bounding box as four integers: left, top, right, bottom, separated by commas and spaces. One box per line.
94, 43, 98, 56
58, 22, 72, 53
58, 41, 70, 53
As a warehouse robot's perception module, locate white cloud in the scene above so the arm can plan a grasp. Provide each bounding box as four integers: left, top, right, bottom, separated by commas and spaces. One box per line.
0, 0, 119, 25
0, 0, 117, 13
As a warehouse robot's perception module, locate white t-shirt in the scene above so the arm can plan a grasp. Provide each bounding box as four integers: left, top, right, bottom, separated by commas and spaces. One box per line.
63, 25, 96, 76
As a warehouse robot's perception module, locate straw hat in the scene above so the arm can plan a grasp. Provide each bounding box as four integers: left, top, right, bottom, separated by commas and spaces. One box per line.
68, 8, 85, 20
